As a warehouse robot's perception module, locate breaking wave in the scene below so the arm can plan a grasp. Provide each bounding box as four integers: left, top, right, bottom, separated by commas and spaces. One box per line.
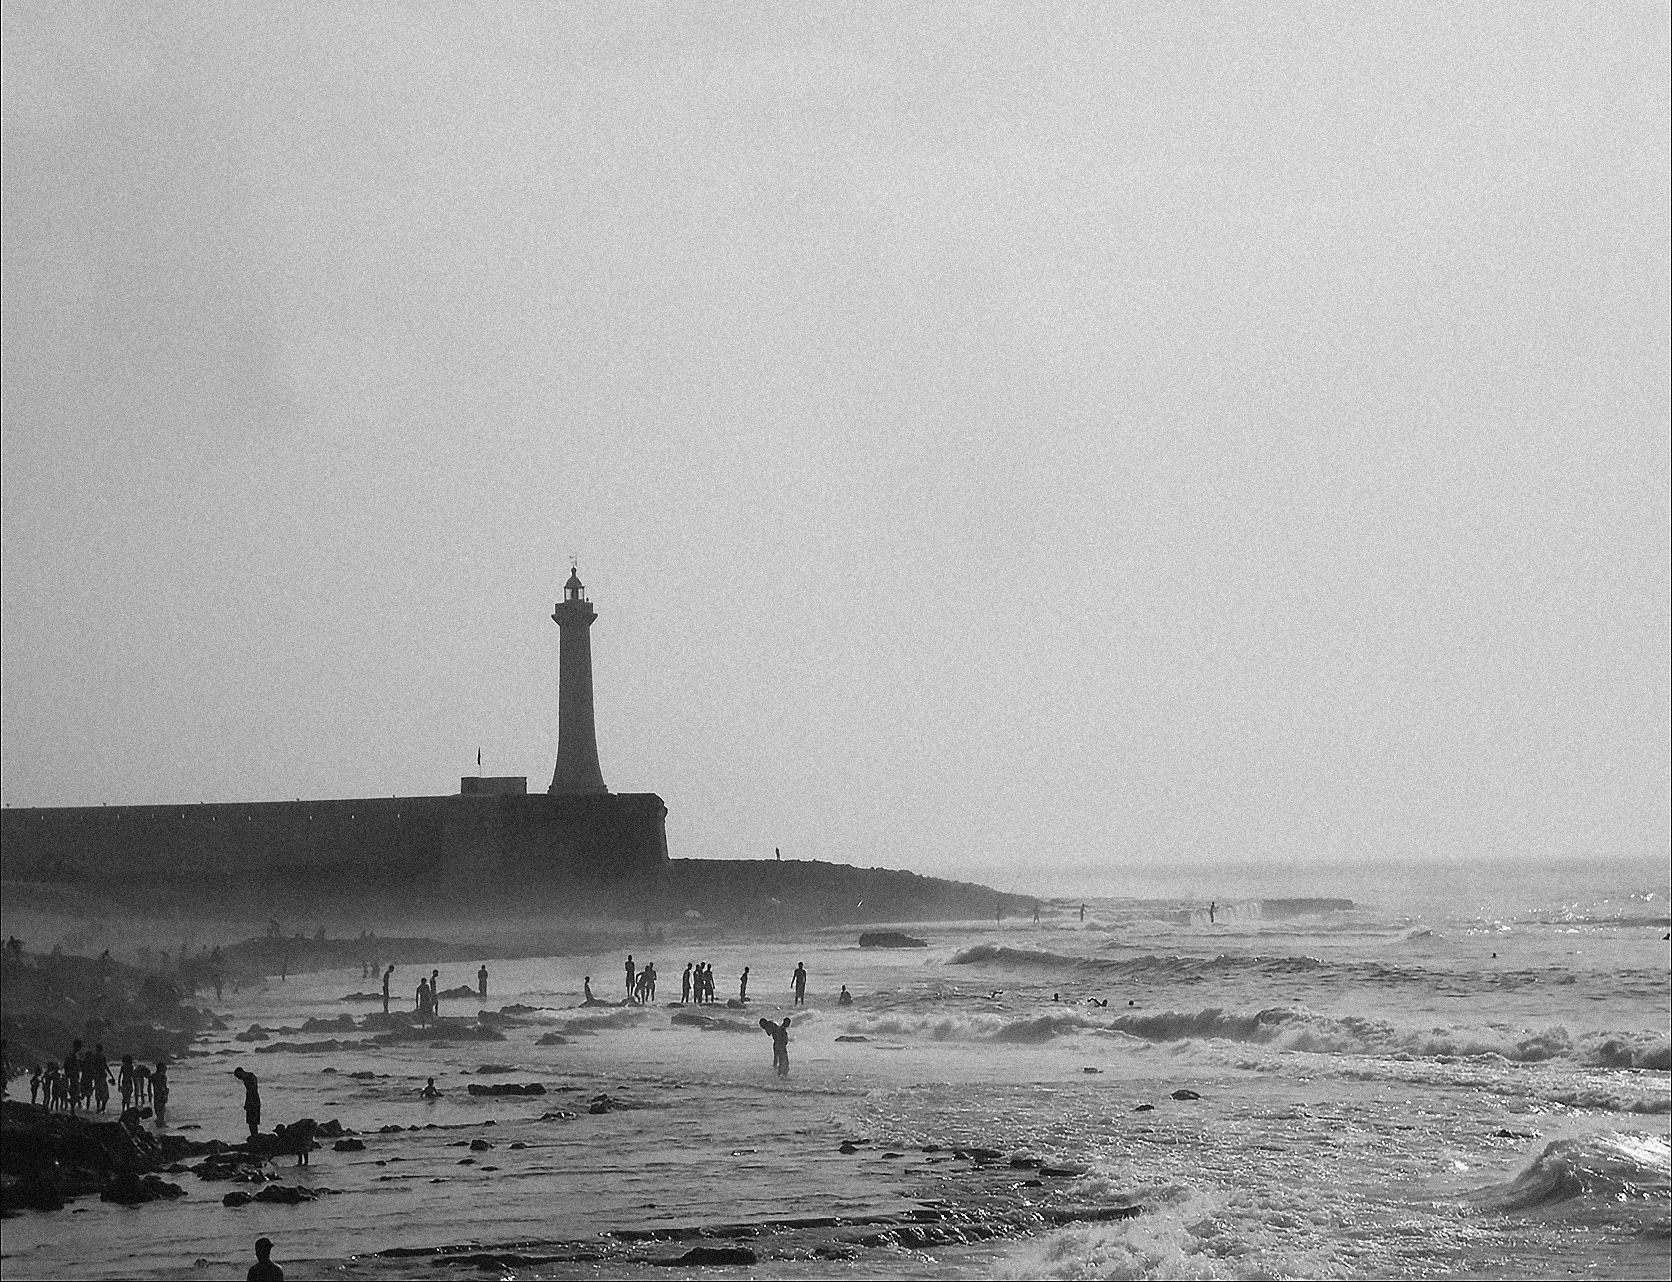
1466, 1133, 1671, 1211
949, 945, 1326, 980
843, 1003, 1672, 1068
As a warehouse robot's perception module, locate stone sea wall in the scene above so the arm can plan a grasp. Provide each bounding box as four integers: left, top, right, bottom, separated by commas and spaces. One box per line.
0, 793, 668, 905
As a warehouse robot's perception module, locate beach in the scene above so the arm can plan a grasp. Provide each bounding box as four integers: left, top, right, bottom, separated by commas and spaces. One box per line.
3, 855, 1667, 1280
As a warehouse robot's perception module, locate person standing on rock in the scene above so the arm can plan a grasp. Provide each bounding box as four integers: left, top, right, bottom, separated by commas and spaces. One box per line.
382, 965, 394, 1015
739, 967, 750, 1003
681, 963, 693, 1004
89, 1044, 111, 1114
477, 965, 488, 1001
623, 955, 635, 1002
63, 1041, 82, 1113
247, 1235, 284, 1281
759, 1017, 791, 1077
151, 1062, 169, 1126
234, 1067, 261, 1138
791, 963, 808, 1006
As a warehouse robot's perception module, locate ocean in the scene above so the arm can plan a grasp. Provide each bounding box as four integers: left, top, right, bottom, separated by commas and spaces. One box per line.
3, 855, 1667, 1279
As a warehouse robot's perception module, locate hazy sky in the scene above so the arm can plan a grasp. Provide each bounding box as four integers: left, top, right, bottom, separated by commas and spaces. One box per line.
3, 2, 1667, 886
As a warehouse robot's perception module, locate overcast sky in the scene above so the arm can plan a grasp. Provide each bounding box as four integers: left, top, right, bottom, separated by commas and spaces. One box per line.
3, 2, 1667, 886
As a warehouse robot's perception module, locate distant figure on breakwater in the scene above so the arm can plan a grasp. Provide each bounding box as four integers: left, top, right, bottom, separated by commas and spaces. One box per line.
478, 966, 488, 1001
247, 1235, 284, 1281
1209, 901, 1216, 924
739, 967, 750, 1002
791, 962, 808, 1006
1033, 903, 1040, 924
1079, 904, 1086, 923
681, 963, 693, 1004
838, 986, 853, 1006
382, 965, 394, 1015
151, 1062, 169, 1125
234, 1067, 261, 1137
583, 976, 594, 1003
759, 1017, 791, 1077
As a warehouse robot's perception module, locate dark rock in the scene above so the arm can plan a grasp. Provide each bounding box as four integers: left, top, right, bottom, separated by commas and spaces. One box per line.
101, 1172, 186, 1204
469, 1139, 493, 1151
858, 932, 928, 948
351, 1071, 378, 1080
509, 1142, 527, 1150
0, 1100, 166, 1211
1170, 1089, 1202, 1101
661, 1246, 759, 1266
300, 1015, 357, 1033
1009, 1156, 1041, 1169
838, 1142, 859, 1154
475, 1064, 517, 1074
333, 1139, 366, 1152
189, 1153, 269, 1183
379, 1124, 405, 1134
1133, 1103, 1155, 1112
835, 1035, 870, 1043
466, 1082, 545, 1097
222, 1190, 253, 1208
235, 1026, 271, 1042
250, 1183, 320, 1204
535, 1033, 568, 1046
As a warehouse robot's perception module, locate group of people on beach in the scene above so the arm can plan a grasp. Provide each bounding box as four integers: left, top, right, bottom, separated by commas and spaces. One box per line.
25, 1040, 171, 1123
371, 964, 490, 1021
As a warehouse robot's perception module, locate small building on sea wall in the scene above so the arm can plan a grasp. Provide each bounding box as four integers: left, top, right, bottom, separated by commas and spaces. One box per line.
0, 572, 669, 907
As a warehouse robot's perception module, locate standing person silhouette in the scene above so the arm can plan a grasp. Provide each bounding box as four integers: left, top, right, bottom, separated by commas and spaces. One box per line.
477, 965, 488, 1001
430, 970, 441, 1012
1208, 901, 1216, 924
739, 967, 750, 1002
681, 963, 693, 1004
382, 965, 394, 1015
624, 955, 635, 1002
247, 1236, 284, 1281
233, 1067, 261, 1138
759, 1017, 791, 1076
791, 962, 808, 1006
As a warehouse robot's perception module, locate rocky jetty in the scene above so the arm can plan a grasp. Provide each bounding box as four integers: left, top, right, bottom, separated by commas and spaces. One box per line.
1, 1100, 168, 1212
858, 931, 929, 948
1, 947, 207, 1070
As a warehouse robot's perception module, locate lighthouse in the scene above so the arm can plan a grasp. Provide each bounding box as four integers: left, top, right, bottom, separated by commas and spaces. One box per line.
548, 567, 609, 795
